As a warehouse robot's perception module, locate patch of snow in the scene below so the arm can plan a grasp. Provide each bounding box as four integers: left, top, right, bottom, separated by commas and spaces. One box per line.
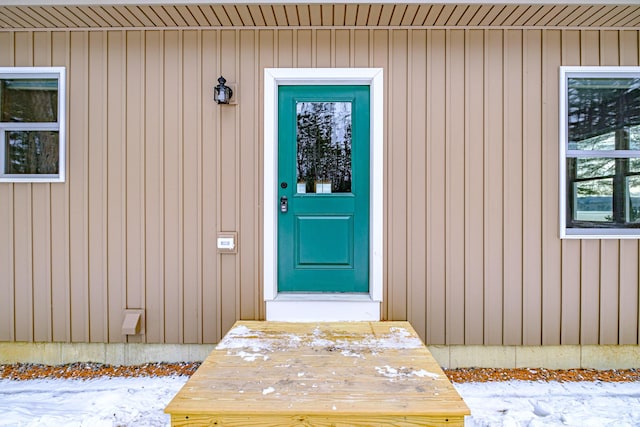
216, 324, 424, 354
310, 338, 335, 347
388, 327, 410, 336
367, 328, 424, 349
1, 377, 639, 426
455, 381, 640, 427
235, 351, 269, 362
225, 325, 254, 337
0, 376, 186, 427
262, 387, 275, 395
375, 365, 439, 379
412, 369, 439, 379
341, 350, 365, 359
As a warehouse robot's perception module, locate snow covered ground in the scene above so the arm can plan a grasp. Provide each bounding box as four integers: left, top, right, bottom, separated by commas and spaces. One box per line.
0, 376, 639, 426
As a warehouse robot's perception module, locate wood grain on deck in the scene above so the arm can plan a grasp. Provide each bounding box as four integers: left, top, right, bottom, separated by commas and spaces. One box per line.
165, 321, 469, 426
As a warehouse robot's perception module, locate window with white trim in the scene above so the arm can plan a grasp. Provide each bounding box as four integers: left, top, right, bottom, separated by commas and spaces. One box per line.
560, 67, 640, 238
0, 67, 65, 182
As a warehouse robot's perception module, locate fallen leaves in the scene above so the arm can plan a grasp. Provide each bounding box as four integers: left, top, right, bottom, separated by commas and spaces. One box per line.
1, 363, 638, 383
444, 367, 640, 383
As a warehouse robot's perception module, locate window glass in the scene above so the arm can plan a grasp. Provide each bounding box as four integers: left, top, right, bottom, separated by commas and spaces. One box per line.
626, 175, 640, 223
1, 79, 58, 123
567, 78, 640, 151
575, 157, 614, 179
573, 178, 613, 222
296, 101, 352, 194
5, 131, 59, 174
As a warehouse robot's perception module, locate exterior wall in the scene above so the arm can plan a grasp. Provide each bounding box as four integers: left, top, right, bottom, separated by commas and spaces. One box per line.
0, 28, 638, 346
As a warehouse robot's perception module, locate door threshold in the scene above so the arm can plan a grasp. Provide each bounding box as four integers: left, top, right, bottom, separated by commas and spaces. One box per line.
266, 293, 380, 322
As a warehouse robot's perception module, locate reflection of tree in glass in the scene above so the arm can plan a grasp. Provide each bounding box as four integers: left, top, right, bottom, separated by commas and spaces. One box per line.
7, 131, 59, 174
567, 78, 640, 149
1, 79, 57, 122
296, 102, 352, 193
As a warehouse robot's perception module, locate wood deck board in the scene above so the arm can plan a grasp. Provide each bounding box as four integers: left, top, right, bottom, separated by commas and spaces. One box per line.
165, 321, 470, 426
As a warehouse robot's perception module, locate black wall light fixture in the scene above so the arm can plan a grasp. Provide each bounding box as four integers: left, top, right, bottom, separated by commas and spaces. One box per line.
214, 76, 233, 104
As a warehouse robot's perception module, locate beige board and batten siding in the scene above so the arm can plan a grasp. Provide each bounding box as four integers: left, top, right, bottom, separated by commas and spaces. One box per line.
0, 28, 638, 346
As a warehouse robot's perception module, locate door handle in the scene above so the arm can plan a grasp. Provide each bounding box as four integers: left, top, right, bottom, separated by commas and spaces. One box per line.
280, 196, 288, 213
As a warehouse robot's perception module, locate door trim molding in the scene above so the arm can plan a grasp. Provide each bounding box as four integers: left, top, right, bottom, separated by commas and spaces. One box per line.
263, 68, 383, 321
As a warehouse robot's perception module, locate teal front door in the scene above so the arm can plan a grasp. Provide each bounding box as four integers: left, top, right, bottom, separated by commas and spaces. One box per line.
278, 85, 370, 293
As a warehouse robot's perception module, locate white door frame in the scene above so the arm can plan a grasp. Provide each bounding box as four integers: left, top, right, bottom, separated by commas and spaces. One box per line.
264, 68, 384, 321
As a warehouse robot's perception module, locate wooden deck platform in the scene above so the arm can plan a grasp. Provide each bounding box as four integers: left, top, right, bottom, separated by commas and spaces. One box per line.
165, 321, 470, 426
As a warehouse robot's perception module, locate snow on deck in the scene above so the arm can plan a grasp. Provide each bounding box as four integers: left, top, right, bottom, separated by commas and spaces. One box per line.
164, 321, 470, 426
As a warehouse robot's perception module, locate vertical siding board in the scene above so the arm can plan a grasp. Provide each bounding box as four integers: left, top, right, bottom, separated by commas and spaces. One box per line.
51, 31, 71, 341
579, 30, 601, 345
256, 30, 275, 322
144, 30, 165, 344
50, 31, 70, 343
408, 29, 427, 340
335, 29, 350, 68
580, 243, 601, 345
32, 31, 53, 342
619, 241, 639, 344
239, 29, 258, 321
463, 29, 483, 345
389, 30, 408, 321
560, 29, 581, 344
163, 30, 183, 344
12, 32, 34, 342
256, 30, 265, 320
106, 30, 126, 343
125, 31, 146, 343
219, 30, 238, 335
182, 30, 202, 344
296, 30, 312, 67
13, 184, 33, 341
598, 30, 620, 345
600, 241, 619, 344
0, 32, 15, 341
69, 31, 90, 342
447, 29, 467, 344
484, 30, 504, 345
618, 30, 639, 345
88, 31, 108, 342
541, 29, 562, 345
353, 30, 368, 67
503, 29, 523, 345
0, 178, 14, 339
427, 29, 447, 344
201, 29, 220, 343
371, 29, 389, 318
522, 29, 543, 345
315, 30, 331, 67
277, 29, 293, 67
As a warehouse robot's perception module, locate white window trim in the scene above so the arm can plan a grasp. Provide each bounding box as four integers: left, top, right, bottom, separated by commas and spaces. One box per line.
263, 68, 383, 321
559, 66, 640, 239
0, 66, 66, 183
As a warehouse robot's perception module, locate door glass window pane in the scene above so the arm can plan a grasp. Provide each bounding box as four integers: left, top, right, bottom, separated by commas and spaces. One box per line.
296, 102, 352, 194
